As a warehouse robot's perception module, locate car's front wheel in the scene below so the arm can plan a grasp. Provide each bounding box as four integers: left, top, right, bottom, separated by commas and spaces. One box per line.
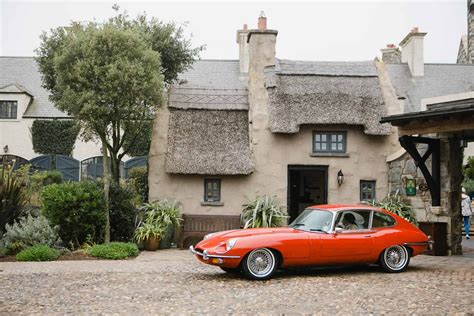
380, 245, 410, 273
242, 248, 277, 280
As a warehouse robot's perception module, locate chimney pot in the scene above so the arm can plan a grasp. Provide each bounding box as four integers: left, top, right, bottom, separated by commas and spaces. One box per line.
411, 27, 419, 33
243, 24, 248, 31
258, 11, 267, 30
387, 44, 396, 48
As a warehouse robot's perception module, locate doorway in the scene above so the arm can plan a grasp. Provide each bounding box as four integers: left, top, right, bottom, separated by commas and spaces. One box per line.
287, 165, 328, 223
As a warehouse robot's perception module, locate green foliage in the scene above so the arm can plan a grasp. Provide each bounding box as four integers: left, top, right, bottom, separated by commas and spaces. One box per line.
123, 121, 153, 157
16, 244, 60, 262
88, 242, 139, 260
31, 120, 80, 155
464, 156, 474, 179
2, 215, 62, 253
241, 195, 287, 229
462, 178, 474, 196
128, 166, 148, 202
369, 193, 418, 226
109, 184, 139, 242
0, 163, 28, 234
134, 200, 182, 242
31, 170, 63, 186
40, 181, 106, 248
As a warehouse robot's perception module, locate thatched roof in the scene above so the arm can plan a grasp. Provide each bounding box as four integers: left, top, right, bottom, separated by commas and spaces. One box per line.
165, 109, 254, 175
165, 60, 254, 175
265, 60, 391, 135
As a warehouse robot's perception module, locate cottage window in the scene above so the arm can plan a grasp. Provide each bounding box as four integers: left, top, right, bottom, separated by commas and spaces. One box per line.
313, 132, 346, 153
204, 179, 221, 202
0, 101, 18, 119
360, 180, 376, 201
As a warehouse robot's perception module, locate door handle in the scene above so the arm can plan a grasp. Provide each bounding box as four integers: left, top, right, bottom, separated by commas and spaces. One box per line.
364, 235, 372, 238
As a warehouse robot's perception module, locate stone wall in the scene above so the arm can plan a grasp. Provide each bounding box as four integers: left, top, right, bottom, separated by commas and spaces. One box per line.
388, 138, 463, 255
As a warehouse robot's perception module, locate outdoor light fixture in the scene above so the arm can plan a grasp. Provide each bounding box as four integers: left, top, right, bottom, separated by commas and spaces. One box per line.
337, 170, 344, 186
3, 145, 8, 153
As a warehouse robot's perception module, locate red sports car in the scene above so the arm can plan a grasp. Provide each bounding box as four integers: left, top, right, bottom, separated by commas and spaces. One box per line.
190, 204, 432, 280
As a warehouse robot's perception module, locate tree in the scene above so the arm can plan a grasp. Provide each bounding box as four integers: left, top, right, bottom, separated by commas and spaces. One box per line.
36, 8, 203, 183
36, 9, 203, 241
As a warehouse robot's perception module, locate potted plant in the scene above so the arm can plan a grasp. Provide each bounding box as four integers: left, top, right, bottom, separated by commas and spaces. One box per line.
134, 200, 182, 250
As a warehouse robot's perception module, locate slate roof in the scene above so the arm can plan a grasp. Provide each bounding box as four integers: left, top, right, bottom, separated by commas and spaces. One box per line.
265, 59, 391, 135
169, 60, 248, 110
385, 63, 474, 113
0, 57, 69, 118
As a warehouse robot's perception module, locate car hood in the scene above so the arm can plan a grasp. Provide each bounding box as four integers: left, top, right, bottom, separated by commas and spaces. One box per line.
198, 227, 297, 247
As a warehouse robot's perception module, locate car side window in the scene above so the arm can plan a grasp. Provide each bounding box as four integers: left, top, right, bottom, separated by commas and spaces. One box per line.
371, 211, 396, 228
335, 210, 371, 231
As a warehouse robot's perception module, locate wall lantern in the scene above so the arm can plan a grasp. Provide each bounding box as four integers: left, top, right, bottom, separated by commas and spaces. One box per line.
337, 169, 344, 186
3, 145, 8, 154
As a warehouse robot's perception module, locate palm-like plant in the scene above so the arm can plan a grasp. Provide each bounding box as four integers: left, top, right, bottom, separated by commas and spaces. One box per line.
134, 200, 182, 242
241, 195, 287, 229
0, 162, 28, 234
369, 192, 418, 226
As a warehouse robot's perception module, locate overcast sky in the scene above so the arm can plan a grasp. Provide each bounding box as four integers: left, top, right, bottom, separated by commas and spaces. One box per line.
0, 0, 468, 63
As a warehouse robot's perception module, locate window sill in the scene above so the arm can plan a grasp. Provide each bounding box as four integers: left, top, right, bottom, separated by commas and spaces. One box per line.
200, 201, 224, 207
310, 153, 350, 158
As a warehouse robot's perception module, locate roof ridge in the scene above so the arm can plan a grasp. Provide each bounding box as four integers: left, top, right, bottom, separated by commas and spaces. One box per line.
0, 56, 35, 59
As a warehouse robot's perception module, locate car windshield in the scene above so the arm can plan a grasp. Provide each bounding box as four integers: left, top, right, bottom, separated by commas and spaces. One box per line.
289, 209, 333, 233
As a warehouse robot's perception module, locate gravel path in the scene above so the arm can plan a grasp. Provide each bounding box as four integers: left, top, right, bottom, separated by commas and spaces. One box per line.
1, 249, 473, 314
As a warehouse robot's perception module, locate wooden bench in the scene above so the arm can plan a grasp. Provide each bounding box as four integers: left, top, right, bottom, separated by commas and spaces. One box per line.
179, 214, 241, 249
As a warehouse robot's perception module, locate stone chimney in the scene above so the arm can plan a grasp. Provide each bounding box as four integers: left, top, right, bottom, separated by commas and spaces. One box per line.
468, 0, 474, 63
399, 27, 427, 76
381, 44, 401, 63
236, 24, 249, 73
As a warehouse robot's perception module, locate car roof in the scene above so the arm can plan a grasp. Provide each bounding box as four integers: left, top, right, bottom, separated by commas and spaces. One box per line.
307, 204, 382, 212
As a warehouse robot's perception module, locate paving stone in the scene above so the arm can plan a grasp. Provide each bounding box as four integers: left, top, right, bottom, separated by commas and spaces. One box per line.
0, 250, 473, 314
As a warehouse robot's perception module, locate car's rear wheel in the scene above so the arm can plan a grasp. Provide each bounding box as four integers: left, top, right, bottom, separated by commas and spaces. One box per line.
220, 267, 241, 274
380, 245, 410, 273
242, 248, 277, 280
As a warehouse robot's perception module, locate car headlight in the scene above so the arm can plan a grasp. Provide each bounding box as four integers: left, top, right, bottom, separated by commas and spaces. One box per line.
225, 238, 238, 251
204, 233, 216, 240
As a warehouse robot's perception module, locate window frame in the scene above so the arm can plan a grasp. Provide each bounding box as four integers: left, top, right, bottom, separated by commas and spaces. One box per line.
0, 100, 18, 119
204, 179, 221, 202
333, 209, 373, 232
370, 210, 396, 229
360, 180, 376, 202
312, 131, 347, 154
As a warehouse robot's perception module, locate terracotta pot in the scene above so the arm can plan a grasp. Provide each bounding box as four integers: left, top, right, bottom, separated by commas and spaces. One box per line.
144, 236, 161, 251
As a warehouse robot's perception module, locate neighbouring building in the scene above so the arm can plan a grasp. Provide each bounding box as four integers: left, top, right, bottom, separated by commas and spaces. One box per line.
0, 57, 145, 180
149, 11, 474, 254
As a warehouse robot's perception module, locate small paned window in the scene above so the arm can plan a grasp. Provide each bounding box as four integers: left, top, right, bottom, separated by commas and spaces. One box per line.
372, 211, 396, 228
204, 179, 221, 202
313, 132, 346, 153
0, 101, 18, 119
360, 180, 376, 201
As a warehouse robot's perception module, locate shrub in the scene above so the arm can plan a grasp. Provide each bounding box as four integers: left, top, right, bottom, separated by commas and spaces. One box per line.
369, 193, 418, 225
40, 181, 106, 249
128, 166, 148, 202
16, 244, 60, 261
31, 119, 80, 156
31, 170, 63, 187
241, 195, 287, 229
134, 200, 182, 243
88, 242, 139, 260
0, 163, 28, 234
110, 184, 139, 242
2, 215, 62, 253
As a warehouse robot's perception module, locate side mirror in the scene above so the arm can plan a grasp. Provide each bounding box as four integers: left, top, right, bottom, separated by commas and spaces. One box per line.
334, 227, 343, 234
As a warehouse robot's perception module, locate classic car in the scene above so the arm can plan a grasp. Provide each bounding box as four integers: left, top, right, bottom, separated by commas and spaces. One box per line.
190, 204, 432, 280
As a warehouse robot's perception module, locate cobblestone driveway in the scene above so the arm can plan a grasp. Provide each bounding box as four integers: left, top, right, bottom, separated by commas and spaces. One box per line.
1, 249, 473, 314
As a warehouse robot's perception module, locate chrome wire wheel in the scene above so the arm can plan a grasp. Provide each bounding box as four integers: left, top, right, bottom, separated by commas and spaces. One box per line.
245, 248, 276, 279
382, 245, 409, 272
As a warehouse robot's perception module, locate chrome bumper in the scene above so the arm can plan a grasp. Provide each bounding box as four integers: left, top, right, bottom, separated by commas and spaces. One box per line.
189, 245, 241, 260
404, 241, 434, 250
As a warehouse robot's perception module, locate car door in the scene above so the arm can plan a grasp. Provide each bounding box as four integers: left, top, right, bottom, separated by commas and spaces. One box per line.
319, 209, 375, 264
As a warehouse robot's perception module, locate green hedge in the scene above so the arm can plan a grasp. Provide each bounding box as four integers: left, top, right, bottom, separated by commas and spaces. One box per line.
16, 244, 60, 262
31, 119, 80, 155
40, 181, 106, 248
88, 242, 139, 260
